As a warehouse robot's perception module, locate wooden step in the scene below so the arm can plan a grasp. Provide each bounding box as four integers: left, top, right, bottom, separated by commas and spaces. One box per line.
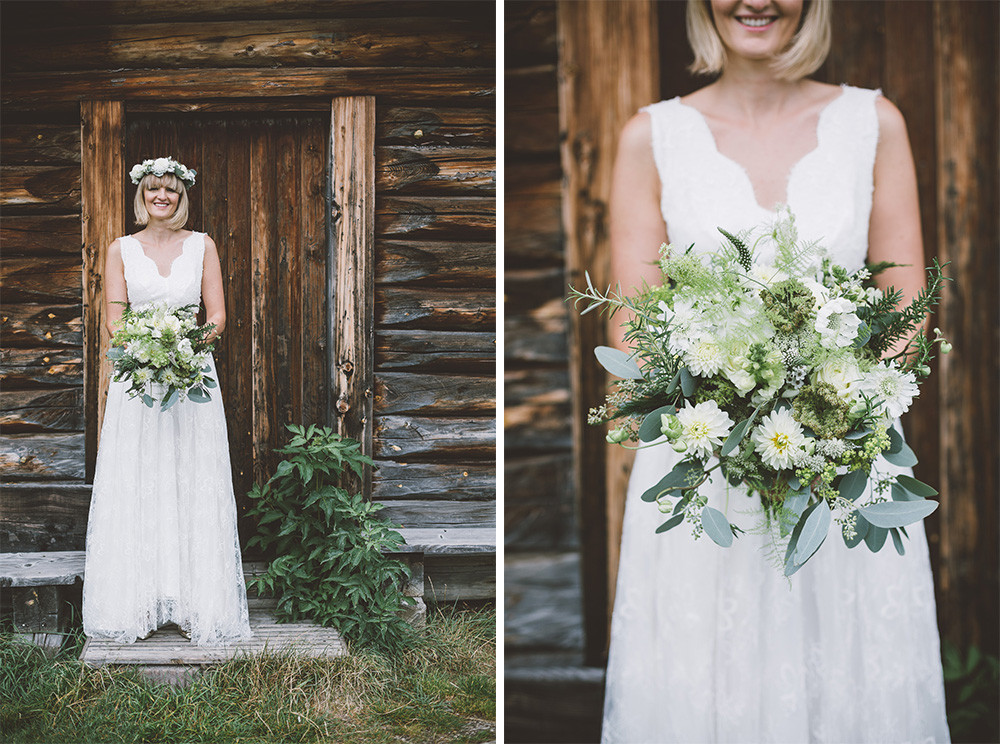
80, 606, 346, 687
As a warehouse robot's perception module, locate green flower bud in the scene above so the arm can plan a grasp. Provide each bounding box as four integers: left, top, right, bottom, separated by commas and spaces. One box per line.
660, 413, 683, 440
606, 427, 630, 444
939, 341, 952, 354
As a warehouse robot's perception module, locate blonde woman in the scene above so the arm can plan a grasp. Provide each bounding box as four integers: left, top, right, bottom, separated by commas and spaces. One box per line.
83, 158, 251, 646
601, 2, 949, 741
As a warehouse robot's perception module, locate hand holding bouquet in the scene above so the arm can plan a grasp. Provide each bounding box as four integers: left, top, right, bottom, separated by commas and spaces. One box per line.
572, 209, 951, 575
107, 303, 218, 411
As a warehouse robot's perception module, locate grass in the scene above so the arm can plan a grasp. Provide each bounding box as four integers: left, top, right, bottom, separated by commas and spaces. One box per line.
0, 603, 495, 744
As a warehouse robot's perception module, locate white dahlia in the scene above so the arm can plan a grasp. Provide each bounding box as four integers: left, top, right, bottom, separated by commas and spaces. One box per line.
675, 400, 733, 458
751, 408, 807, 471
858, 361, 919, 418
684, 335, 725, 377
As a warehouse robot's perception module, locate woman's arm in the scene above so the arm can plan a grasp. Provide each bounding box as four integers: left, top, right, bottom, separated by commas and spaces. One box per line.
608, 112, 669, 353
867, 97, 927, 359
104, 239, 127, 335
201, 235, 226, 342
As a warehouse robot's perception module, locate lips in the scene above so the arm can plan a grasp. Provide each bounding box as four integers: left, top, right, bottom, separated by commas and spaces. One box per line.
737, 15, 777, 28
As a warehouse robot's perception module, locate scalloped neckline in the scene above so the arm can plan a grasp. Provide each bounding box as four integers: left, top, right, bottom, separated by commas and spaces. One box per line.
131, 232, 197, 280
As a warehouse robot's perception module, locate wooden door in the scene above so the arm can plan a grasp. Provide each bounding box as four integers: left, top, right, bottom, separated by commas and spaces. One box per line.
124, 113, 329, 542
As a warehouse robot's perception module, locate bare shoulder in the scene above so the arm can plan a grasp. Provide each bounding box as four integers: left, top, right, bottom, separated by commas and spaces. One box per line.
874, 95, 909, 141
106, 237, 123, 258
201, 233, 219, 251
618, 110, 653, 154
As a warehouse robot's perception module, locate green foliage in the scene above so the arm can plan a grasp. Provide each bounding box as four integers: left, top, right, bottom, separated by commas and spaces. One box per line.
942, 641, 1000, 743
246, 424, 414, 652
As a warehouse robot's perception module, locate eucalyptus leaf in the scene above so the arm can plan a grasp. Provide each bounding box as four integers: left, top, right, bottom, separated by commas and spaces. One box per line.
679, 367, 696, 397
640, 460, 702, 502
203, 377, 218, 389
845, 427, 872, 441
639, 405, 677, 442
837, 469, 869, 502
886, 425, 904, 455
858, 499, 938, 528
160, 387, 179, 411
864, 525, 888, 552
792, 499, 831, 567
889, 527, 906, 556
721, 414, 755, 457
594, 346, 643, 379
896, 474, 938, 498
701, 506, 734, 547
106, 347, 124, 361
783, 487, 811, 522
672, 495, 690, 515
656, 513, 685, 534
891, 483, 921, 502
141, 394, 155, 408
665, 369, 681, 395
853, 321, 872, 348
187, 387, 211, 403
883, 442, 918, 467
783, 505, 811, 575
843, 511, 870, 548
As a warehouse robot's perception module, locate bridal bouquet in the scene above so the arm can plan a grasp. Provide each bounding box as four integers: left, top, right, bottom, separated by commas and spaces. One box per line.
572, 210, 950, 575
107, 303, 218, 411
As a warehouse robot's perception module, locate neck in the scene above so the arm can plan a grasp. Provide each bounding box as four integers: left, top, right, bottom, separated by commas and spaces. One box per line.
142, 220, 178, 240
712, 60, 807, 119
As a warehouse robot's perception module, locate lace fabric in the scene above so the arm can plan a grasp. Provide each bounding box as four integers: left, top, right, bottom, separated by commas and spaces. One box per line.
83, 232, 251, 646
601, 87, 950, 743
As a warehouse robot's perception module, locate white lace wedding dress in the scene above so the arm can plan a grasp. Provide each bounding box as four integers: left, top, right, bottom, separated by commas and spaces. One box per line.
601, 87, 950, 743
83, 231, 251, 646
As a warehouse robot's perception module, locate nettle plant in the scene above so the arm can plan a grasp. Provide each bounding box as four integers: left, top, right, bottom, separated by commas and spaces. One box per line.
247, 424, 414, 651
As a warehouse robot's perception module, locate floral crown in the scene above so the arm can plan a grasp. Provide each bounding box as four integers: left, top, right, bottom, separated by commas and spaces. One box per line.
129, 157, 197, 188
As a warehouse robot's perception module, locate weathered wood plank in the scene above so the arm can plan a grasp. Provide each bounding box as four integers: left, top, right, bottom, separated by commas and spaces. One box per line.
375, 240, 494, 286
376, 287, 495, 330
0, 482, 91, 551
374, 416, 494, 460
504, 308, 569, 363
0, 388, 83, 433
375, 329, 495, 372
0, 551, 86, 587
330, 96, 376, 496
506, 66, 560, 155
377, 499, 495, 529
376, 196, 495, 241
0, 125, 81, 165
80, 100, 124, 479
0, 348, 83, 387
0, 215, 81, 257
558, 0, 660, 665
2, 69, 495, 108
505, 453, 578, 551
505, 266, 566, 315
0, 256, 81, 304
372, 461, 494, 501
374, 372, 494, 416
1, 304, 82, 349
377, 106, 495, 147
1, 18, 494, 72
504, 189, 562, 267
0, 433, 86, 481
0, 166, 80, 211
506, 665, 604, 744
504, 368, 572, 453
506, 2, 558, 66
396, 527, 495, 554
376, 146, 495, 195
423, 554, 494, 602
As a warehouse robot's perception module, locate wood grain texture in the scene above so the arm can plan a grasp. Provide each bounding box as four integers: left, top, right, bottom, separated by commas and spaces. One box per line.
1, 348, 83, 388
1, 304, 82, 349
0, 125, 81, 165
0, 551, 85, 587
377, 106, 495, 147
1, 215, 81, 257
2, 69, 495, 109
329, 96, 376, 495
376, 196, 494, 241
0, 166, 80, 211
932, 0, 1000, 654
375, 330, 495, 373
80, 100, 124, 481
376, 287, 495, 330
0, 433, 86, 481
1, 18, 494, 72
0, 388, 83, 433
372, 461, 494, 501
376, 146, 495, 195
423, 554, 494, 602
557, 0, 660, 665
374, 373, 494, 416
0, 483, 91, 551
374, 416, 494, 460
375, 240, 494, 287
377, 499, 495, 529
504, 368, 572, 453
1, 257, 81, 304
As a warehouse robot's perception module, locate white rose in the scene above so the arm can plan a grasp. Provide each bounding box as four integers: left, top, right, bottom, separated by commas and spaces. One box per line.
813, 354, 863, 401
152, 157, 171, 174
130, 164, 146, 182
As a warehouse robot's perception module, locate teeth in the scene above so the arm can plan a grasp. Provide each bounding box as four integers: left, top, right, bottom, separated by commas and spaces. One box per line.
739, 17, 773, 26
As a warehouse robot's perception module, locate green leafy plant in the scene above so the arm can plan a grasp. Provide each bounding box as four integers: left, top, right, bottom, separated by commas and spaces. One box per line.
247, 424, 414, 652
942, 641, 1000, 742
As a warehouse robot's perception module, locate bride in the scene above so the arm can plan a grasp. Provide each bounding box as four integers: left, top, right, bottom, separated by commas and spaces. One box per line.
601, 1, 950, 741
83, 157, 251, 646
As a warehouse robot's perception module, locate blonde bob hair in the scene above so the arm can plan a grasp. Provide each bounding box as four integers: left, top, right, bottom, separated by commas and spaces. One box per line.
133, 173, 190, 230
686, 0, 831, 80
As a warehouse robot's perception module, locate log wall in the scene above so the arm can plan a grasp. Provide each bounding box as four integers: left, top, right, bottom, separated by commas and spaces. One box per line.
0, 1, 495, 598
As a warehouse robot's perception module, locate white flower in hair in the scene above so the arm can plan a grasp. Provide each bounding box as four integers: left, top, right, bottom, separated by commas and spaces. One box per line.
152, 157, 171, 174
129, 163, 146, 181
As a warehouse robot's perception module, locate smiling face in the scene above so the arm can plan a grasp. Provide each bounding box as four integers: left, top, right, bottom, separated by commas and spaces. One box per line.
133, 172, 190, 229
143, 176, 181, 220
710, 0, 804, 64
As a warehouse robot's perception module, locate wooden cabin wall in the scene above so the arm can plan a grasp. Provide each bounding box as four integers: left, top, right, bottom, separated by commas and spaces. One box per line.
0, 0, 495, 601
504, 2, 587, 662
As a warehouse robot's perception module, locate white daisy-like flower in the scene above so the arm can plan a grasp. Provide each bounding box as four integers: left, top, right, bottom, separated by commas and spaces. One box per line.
858, 361, 919, 418
815, 297, 861, 349
675, 400, 733, 458
813, 353, 864, 401
747, 264, 789, 288
751, 408, 807, 470
684, 335, 724, 377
